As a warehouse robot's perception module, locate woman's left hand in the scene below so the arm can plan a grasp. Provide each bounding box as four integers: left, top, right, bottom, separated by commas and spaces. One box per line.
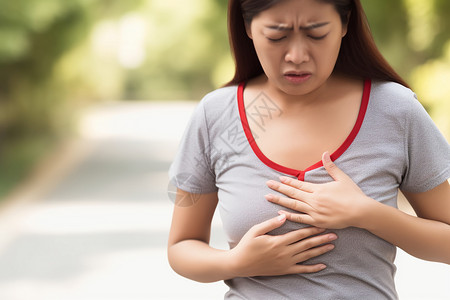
266, 152, 376, 229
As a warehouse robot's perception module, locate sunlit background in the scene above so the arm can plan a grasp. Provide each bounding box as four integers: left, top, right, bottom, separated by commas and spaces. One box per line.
0, 0, 449, 299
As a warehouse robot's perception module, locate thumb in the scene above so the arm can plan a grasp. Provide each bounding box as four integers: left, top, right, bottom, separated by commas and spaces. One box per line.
250, 214, 286, 237
322, 151, 348, 182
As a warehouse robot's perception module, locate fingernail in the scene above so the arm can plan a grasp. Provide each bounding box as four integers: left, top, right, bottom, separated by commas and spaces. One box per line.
322, 151, 331, 164
279, 176, 289, 183
326, 244, 335, 250
277, 214, 286, 222
328, 234, 338, 240
319, 264, 327, 270
265, 194, 274, 201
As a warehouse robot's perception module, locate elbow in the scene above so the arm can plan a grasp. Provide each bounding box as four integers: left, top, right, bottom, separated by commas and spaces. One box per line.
167, 245, 182, 276
167, 244, 216, 283
167, 242, 232, 283
442, 251, 450, 265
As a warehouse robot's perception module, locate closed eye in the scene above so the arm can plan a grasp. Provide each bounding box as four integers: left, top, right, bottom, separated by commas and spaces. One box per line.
308, 33, 328, 40
267, 36, 287, 42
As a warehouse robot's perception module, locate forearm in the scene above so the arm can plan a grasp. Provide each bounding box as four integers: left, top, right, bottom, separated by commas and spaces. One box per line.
362, 200, 450, 264
168, 239, 235, 283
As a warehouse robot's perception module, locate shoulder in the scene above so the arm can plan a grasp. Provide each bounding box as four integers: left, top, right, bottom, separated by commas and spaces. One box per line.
196, 85, 239, 120
369, 80, 424, 118
368, 81, 442, 138
201, 85, 238, 107
370, 80, 417, 104
186, 85, 239, 130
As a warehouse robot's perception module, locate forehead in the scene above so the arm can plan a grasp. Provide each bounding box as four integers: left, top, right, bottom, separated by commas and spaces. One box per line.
253, 0, 338, 24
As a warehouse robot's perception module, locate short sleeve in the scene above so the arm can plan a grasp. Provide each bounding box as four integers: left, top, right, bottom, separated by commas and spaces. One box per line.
168, 100, 218, 194
400, 94, 450, 193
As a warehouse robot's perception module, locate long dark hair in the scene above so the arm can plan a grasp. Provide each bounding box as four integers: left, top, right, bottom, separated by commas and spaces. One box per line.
226, 0, 409, 88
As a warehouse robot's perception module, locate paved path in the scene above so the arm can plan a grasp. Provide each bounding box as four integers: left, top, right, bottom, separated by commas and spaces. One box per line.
0, 101, 448, 300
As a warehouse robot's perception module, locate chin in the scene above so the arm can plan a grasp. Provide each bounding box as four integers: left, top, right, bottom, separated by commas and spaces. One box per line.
278, 83, 315, 97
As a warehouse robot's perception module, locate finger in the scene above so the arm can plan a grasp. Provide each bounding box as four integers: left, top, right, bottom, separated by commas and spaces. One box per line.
293, 243, 335, 263
279, 210, 316, 226
266, 193, 311, 213
250, 214, 287, 236
266, 180, 312, 201
279, 176, 315, 193
287, 263, 327, 274
322, 151, 348, 182
280, 226, 326, 245
291, 232, 337, 253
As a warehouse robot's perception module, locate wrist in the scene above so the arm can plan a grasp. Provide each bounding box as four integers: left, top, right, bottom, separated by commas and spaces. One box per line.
226, 247, 243, 279
353, 196, 381, 229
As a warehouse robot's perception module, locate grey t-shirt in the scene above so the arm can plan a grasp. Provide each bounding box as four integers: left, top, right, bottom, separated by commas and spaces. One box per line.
169, 80, 450, 299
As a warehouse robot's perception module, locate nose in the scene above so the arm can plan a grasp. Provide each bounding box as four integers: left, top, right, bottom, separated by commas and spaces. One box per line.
285, 41, 309, 65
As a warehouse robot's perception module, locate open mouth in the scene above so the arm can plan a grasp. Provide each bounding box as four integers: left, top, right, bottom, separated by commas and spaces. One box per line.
284, 72, 311, 83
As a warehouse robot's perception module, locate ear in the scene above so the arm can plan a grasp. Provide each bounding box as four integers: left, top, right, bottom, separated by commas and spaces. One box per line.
245, 21, 253, 39
342, 12, 351, 37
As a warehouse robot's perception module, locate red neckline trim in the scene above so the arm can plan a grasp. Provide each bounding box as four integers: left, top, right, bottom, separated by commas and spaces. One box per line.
237, 79, 371, 180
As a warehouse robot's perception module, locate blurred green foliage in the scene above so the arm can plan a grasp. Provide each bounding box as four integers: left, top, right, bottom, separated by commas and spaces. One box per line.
0, 0, 144, 197
0, 0, 449, 198
122, 0, 230, 100
0, 0, 143, 138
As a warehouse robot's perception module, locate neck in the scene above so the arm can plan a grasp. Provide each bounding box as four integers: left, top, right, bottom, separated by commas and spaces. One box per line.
262, 76, 337, 115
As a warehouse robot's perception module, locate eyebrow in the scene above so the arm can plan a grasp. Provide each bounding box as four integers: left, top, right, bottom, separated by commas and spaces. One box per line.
266, 22, 330, 31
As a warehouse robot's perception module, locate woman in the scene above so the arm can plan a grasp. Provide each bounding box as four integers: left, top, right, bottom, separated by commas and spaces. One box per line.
168, 0, 450, 299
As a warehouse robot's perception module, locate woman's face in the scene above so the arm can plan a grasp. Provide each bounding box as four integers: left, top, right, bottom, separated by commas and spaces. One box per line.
247, 0, 348, 96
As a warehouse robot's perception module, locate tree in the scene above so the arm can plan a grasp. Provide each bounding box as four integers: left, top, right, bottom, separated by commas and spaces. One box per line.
0, 0, 143, 197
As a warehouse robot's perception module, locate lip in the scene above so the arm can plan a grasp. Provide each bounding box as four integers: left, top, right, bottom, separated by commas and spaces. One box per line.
283, 71, 312, 84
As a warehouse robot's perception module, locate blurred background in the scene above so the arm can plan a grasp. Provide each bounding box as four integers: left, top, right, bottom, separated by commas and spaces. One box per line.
0, 0, 448, 299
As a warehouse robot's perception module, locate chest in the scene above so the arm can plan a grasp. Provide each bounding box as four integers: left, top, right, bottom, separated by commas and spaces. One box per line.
215, 144, 403, 248
259, 125, 340, 169
248, 107, 359, 171
242, 87, 363, 171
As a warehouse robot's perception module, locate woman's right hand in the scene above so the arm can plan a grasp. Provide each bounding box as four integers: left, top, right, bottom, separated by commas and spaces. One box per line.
229, 214, 337, 277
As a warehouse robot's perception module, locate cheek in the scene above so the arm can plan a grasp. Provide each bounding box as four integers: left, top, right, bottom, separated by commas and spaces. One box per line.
316, 40, 342, 70
253, 42, 281, 68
